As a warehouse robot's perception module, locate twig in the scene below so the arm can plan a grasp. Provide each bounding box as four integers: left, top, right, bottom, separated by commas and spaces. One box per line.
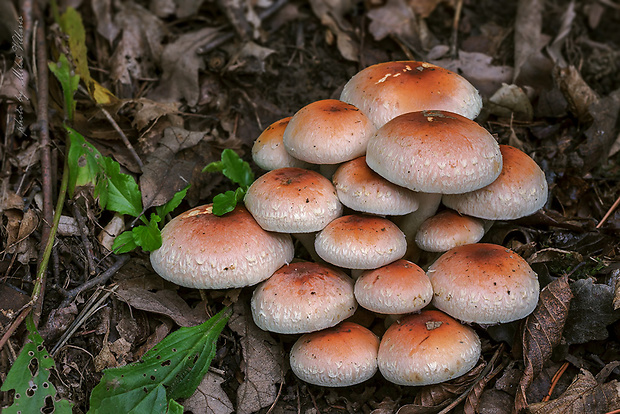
71, 202, 97, 275
450, 0, 464, 58
0, 306, 30, 351
543, 361, 570, 402
596, 195, 620, 228
59, 254, 129, 308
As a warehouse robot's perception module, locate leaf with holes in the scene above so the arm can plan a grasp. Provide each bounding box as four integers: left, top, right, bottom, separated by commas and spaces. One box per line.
1, 316, 74, 414
87, 307, 231, 414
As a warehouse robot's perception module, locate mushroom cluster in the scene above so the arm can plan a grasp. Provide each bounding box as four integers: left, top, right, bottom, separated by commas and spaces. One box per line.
149, 60, 549, 388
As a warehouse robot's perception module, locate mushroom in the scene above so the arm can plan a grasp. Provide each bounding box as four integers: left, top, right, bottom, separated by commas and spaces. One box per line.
251, 261, 357, 334
442, 144, 548, 220
427, 243, 540, 324
150, 204, 294, 289
340, 61, 483, 129
252, 117, 312, 171
415, 209, 486, 253
378, 310, 481, 386
290, 321, 380, 387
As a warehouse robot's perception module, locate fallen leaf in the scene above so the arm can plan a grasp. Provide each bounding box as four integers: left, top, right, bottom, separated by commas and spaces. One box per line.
487, 83, 534, 121
474, 389, 513, 414
554, 65, 599, 124
563, 277, 620, 345
91, 0, 119, 44
367, 0, 419, 47
309, 0, 359, 61
228, 300, 284, 414
515, 275, 573, 412
513, 0, 545, 82
184, 371, 234, 414
525, 369, 620, 413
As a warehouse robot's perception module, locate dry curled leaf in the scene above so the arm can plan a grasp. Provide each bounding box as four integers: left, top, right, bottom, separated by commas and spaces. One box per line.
515, 275, 573, 412
184, 371, 234, 414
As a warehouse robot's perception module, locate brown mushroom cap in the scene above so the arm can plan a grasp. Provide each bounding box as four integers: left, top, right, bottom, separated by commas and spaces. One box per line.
252, 117, 312, 170
283, 99, 376, 164
244, 167, 343, 233
251, 261, 357, 334
332, 156, 419, 215
340, 61, 482, 128
150, 204, 294, 289
354, 259, 433, 314
366, 110, 502, 194
427, 243, 540, 324
290, 322, 380, 387
315, 215, 407, 269
415, 209, 485, 252
442, 145, 549, 220
378, 310, 481, 386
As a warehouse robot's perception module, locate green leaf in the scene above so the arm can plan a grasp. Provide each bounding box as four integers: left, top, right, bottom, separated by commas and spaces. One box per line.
212, 187, 246, 216
88, 308, 231, 414
103, 157, 143, 218
66, 126, 107, 201
204, 149, 254, 189
1, 316, 74, 413
202, 160, 223, 173
132, 214, 163, 252
155, 186, 189, 219
112, 230, 138, 254
48, 54, 79, 122
167, 399, 184, 414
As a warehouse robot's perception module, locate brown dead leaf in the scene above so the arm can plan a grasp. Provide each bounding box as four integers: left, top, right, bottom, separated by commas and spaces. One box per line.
515, 275, 573, 412
563, 277, 620, 345
134, 319, 174, 359
554, 65, 599, 124
92, 0, 119, 44
309, 0, 359, 61
487, 83, 534, 121
4, 208, 39, 264
475, 389, 513, 414
125, 98, 181, 131
513, 0, 545, 82
525, 369, 620, 413
0, 283, 30, 325
408, 0, 450, 18
228, 300, 285, 414
0, 189, 24, 212
184, 371, 234, 414
367, 0, 419, 47
613, 270, 620, 310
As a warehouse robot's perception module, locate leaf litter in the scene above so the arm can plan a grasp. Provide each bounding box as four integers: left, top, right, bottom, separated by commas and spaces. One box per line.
1, 0, 620, 413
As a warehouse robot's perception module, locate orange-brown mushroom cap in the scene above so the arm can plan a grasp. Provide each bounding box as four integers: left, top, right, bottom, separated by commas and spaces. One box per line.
150, 204, 294, 289
415, 209, 485, 252
252, 117, 312, 171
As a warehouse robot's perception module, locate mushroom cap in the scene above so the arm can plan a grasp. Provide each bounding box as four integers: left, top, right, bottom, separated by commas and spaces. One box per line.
442, 145, 549, 220
415, 209, 485, 252
283, 99, 376, 164
315, 215, 407, 269
332, 156, 419, 216
340, 61, 482, 129
150, 204, 294, 289
427, 243, 540, 324
366, 110, 502, 194
244, 167, 343, 233
378, 310, 481, 386
354, 259, 433, 314
290, 322, 380, 387
252, 117, 312, 170
251, 261, 357, 334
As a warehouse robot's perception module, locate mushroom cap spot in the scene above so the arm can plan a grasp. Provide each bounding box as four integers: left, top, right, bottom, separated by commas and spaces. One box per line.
427, 243, 540, 324
354, 259, 433, 314
150, 204, 294, 289
290, 322, 380, 387
378, 310, 481, 386
251, 261, 357, 334
366, 110, 502, 194
341, 61, 482, 129
244, 167, 343, 233
315, 215, 407, 269
442, 145, 549, 220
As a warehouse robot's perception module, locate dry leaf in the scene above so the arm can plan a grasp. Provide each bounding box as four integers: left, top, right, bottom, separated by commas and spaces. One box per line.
309, 0, 359, 61
367, 0, 418, 46
475, 389, 513, 414
91, 0, 119, 44
513, 0, 545, 82
554, 65, 598, 124
525, 369, 620, 413
487, 83, 534, 121
228, 300, 284, 414
184, 372, 235, 414
515, 275, 573, 412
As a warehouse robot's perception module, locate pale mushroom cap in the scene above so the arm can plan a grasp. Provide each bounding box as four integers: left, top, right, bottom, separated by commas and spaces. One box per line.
354, 259, 433, 314
332, 156, 419, 215
283, 99, 376, 164
427, 243, 540, 324
290, 322, 380, 387
366, 111, 502, 194
252, 117, 312, 170
442, 145, 549, 220
150, 204, 294, 289
340, 61, 482, 129
378, 310, 481, 386
251, 261, 357, 334
415, 209, 485, 252
315, 215, 407, 269
244, 167, 343, 233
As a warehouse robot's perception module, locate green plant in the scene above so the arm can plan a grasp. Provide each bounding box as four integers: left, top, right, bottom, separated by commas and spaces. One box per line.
203, 148, 255, 215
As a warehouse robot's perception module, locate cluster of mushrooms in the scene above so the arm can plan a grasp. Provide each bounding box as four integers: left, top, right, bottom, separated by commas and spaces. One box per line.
149, 61, 549, 388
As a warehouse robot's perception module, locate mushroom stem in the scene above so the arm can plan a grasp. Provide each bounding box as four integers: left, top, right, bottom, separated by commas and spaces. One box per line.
392, 192, 442, 260
292, 232, 322, 262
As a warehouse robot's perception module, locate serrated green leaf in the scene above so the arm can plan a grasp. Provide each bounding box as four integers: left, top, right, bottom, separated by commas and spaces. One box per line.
212, 187, 246, 216
220, 149, 254, 188
155, 186, 189, 219
112, 230, 138, 254
66, 126, 107, 201
103, 157, 143, 217
1, 316, 74, 413
88, 308, 231, 414
48, 54, 79, 122
132, 214, 162, 252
